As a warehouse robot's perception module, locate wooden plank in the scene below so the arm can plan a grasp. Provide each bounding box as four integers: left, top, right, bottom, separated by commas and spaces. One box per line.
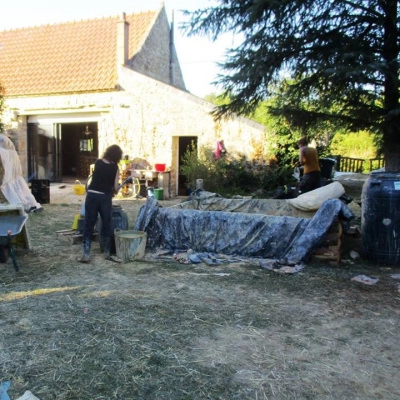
313, 241, 341, 262
313, 220, 342, 263
56, 229, 77, 235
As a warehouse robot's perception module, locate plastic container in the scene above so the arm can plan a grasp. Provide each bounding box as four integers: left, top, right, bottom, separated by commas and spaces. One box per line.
73, 180, 85, 195
30, 179, 50, 204
145, 171, 158, 179
114, 229, 147, 262
153, 188, 164, 200
72, 214, 82, 230
319, 158, 336, 180
98, 205, 129, 254
154, 163, 166, 172
361, 171, 400, 265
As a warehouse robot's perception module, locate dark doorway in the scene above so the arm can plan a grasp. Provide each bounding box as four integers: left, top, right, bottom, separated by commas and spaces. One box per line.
60, 123, 98, 181
28, 121, 98, 182
178, 136, 197, 196
61, 124, 81, 177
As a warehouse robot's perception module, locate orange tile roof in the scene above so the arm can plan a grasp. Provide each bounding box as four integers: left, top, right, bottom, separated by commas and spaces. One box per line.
0, 10, 158, 96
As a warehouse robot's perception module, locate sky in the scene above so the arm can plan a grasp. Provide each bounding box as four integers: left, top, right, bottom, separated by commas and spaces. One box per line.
0, 0, 237, 98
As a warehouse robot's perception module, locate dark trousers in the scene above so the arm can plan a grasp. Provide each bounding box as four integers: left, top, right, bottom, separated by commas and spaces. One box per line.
83, 192, 113, 238
298, 171, 321, 194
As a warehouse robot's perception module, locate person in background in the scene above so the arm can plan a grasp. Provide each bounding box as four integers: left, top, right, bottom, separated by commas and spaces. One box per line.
297, 137, 321, 193
79, 144, 123, 263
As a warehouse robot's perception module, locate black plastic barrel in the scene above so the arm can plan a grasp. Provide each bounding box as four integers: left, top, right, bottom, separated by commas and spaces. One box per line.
30, 179, 50, 204
98, 205, 129, 254
361, 172, 400, 265
319, 158, 336, 180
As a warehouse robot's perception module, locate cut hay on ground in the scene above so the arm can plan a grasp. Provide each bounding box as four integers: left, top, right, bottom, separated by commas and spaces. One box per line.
0, 184, 399, 399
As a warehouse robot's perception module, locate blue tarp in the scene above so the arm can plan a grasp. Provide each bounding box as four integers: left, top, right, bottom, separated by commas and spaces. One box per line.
0, 381, 11, 400
134, 194, 354, 265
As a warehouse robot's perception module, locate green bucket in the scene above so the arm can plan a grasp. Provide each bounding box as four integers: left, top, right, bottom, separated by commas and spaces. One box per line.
153, 188, 164, 200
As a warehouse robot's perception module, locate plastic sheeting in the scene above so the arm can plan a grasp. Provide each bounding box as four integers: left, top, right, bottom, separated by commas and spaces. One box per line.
173, 185, 345, 216
287, 181, 345, 210
0, 134, 42, 212
171, 191, 315, 218
134, 194, 355, 264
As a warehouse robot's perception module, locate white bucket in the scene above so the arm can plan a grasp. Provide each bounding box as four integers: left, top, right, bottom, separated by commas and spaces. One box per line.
114, 229, 147, 263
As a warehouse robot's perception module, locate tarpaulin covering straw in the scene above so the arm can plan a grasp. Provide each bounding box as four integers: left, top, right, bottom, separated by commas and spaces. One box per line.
171, 190, 315, 218
171, 183, 346, 215
134, 196, 355, 264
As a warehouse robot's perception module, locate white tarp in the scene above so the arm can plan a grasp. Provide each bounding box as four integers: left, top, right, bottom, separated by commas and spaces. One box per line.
0, 134, 42, 213
287, 181, 345, 210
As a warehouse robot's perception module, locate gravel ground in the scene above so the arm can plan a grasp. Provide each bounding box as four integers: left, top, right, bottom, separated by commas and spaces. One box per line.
48, 182, 184, 207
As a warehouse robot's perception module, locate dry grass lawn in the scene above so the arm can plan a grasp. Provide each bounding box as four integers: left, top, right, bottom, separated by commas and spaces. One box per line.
0, 181, 399, 399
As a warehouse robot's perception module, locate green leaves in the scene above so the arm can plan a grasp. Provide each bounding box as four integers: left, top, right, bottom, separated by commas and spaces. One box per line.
182, 0, 400, 170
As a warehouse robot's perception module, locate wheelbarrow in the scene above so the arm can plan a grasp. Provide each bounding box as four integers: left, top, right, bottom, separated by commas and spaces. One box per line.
0, 215, 28, 271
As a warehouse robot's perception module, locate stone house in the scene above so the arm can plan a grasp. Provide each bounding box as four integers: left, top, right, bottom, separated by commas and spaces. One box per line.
0, 4, 267, 197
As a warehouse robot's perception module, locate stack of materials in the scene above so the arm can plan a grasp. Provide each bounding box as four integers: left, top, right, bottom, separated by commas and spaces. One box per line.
0, 134, 42, 213
134, 183, 354, 265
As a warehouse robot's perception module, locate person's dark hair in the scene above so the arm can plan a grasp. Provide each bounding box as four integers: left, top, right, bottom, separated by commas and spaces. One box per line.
298, 137, 308, 146
103, 145, 123, 163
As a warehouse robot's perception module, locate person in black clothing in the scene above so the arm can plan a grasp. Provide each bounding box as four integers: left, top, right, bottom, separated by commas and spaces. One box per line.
79, 144, 123, 263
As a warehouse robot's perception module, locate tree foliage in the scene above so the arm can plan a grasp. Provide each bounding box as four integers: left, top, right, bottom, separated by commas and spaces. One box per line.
206, 89, 346, 167
330, 131, 379, 162
182, 0, 400, 171
180, 142, 294, 197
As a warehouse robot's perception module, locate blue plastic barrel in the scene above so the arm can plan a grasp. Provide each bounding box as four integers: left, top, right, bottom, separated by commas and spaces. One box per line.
361, 172, 400, 265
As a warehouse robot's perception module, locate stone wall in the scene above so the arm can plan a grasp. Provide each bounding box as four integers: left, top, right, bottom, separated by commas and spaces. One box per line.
3, 68, 269, 196
111, 68, 269, 195
118, 68, 268, 163
0, 4, 272, 197
129, 6, 186, 91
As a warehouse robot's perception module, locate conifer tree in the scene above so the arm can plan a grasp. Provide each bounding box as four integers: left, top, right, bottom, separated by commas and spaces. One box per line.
183, 0, 400, 171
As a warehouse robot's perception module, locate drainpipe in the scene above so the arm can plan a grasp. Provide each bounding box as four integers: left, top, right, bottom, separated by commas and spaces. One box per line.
169, 10, 175, 85
117, 12, 129, 66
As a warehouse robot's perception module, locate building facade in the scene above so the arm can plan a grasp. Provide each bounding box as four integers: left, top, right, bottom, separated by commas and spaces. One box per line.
0, 5, 268, 197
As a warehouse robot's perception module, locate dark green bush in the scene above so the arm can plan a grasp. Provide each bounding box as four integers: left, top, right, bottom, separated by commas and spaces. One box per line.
180, 145, 295, 198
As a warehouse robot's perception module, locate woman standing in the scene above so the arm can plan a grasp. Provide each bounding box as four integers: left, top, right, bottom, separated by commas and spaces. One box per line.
79, 144, 123, 263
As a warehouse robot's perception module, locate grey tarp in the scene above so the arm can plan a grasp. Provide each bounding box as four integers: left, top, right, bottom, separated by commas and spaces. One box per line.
134, 195, 355, 264
171, 190, 315, 218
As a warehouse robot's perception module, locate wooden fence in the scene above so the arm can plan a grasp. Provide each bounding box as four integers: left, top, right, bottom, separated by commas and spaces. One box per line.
338, 156, 365, 173
369, 157, 385, 171
329, 155, 385, 173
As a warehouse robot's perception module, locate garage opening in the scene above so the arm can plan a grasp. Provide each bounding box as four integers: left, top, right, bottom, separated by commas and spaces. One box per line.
28, 121, 98, 182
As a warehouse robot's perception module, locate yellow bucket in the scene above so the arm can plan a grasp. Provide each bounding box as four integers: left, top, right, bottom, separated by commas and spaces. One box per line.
73, 180, 85, 195
72, 214, 82, 230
